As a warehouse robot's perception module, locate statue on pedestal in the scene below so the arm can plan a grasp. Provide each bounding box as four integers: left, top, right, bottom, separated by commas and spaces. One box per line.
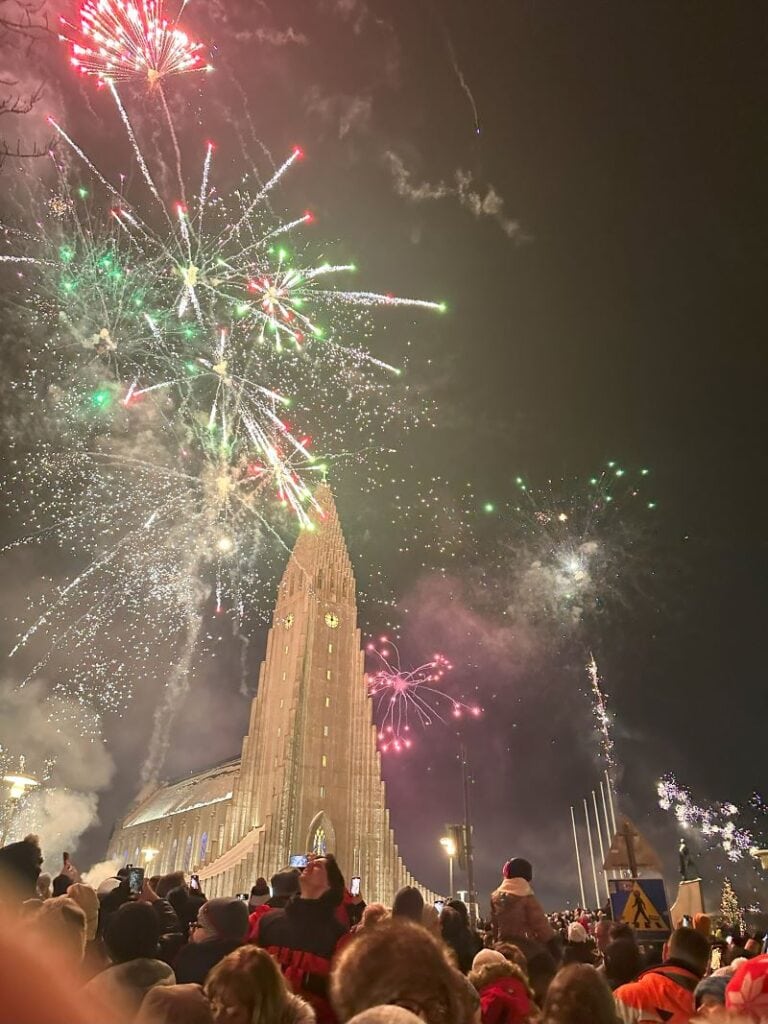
679, 838, 698, 881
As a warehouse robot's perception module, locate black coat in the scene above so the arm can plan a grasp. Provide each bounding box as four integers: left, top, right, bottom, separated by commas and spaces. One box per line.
173, 936, 244, 985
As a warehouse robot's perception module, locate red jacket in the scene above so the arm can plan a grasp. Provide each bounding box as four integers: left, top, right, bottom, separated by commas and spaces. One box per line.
614, 961, 701, 1024
479, 975, 534, 1024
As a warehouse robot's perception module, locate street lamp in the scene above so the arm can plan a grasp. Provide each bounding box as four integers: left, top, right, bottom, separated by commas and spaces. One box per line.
440, 836, 456, 898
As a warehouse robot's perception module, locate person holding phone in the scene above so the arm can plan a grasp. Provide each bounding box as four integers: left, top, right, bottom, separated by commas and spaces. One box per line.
246, 867, 301, 941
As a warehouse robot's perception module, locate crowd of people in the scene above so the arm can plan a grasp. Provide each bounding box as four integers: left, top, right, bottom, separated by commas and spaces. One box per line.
0, 835, 767, 1024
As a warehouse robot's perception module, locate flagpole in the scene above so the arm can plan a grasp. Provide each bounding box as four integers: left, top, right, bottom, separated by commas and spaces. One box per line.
592, 789, 610, 899
570, 805, 587, 909
584, 798, 601, 909
605, 769, 618, 834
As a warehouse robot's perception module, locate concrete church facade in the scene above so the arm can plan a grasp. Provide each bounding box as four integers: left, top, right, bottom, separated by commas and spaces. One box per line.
108, 487, 437, 904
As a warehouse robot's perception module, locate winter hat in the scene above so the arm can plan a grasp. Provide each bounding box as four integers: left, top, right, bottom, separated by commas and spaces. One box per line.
272, 867, 301, 898
346, 1009, 423, 1024
198, 897, 249, 940
726, 954, 768, 1020
68, 883, 100, 942
472, 949, 507, 971
105, 901, 161, 962
694, 974, 729, 1009
392, 885, 424, 923
251, 877, 270, 897
137, 983, 214, 1024
568, 922, 588, 943
503, 858, 533, 882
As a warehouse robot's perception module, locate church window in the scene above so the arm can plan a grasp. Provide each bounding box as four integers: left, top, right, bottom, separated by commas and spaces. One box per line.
200, 832, 208, 862
282, 671, 286, 680
326, 670, 331, 681
312, 827, 327, 856
277, 727, 281, 737
218, 825, 224, 851
274, 756, 278, 767
290, 574, 295, 596
321, 755, 328, 768
284, 645, 289, 654
325, 696, 331, 708
280, 699, 284, 709
183, 836, 192, 870
323, 725, 329, 737
134, 847, 140, 862
319, 786, 325, 798
328, 643, 333, 654
317, 568, 323, 590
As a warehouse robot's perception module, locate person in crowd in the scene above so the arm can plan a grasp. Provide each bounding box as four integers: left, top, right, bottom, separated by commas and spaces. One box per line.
562, 921, 599, 966
541, 963, 619, 1024
489, 858, 557, 953
614, 925, 711, 1024
174, 897, 250, 985
255, 854, 347, 1024
247, 867, 301, 940
140, 877, 183, 936
447, 900, 484, 957
36, 871, 52, 900
358, 902, 390, 929
494, 943, 529, 974
421, 904, 441, 938
155, 872, 186, 899
344, 1011, 423, 1024
693, 974, 729, 1018
0, 836, 44, 901
206, 945, 317, 1024
83, 901, 175, 1019
137, 983, 215, 1024
31, 894, 88, 968
595, 915, 613, 955
693, 913, 712, 940
725, 954, 768, 1020
249, 877, 271, 912
391, 885, 425, 924
602, 939, 643, 991
330, 918, 477, 1024
441, 905, 478, 974
52, 871, 73, 896
468, 948, 534, 1024
166, 881, 206, 941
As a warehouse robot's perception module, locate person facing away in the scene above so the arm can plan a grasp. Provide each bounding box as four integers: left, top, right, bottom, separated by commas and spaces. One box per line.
391, 885, 425, 924
468, 948, 535, 1024
174, 897, 250, 986
247, 867, 301, 941
249, 877, 271, 911
541, 963, 620, 1024
489, 858, 556, 949
614, 925, 711, 1024
206, 945, 316, 1024
255, 854, 348, 1024
602, 939, 643, 991
441, 905, 479, 975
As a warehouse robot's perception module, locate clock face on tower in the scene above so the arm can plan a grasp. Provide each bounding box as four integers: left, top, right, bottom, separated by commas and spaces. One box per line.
284, 614, 294, 629
324, 611, 340, 629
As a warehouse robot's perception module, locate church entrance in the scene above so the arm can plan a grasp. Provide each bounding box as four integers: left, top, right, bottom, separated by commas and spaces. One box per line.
307, 811, 336, 857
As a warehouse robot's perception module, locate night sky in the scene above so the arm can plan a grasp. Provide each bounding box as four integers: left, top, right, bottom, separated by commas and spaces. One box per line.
1, 1, 767, 910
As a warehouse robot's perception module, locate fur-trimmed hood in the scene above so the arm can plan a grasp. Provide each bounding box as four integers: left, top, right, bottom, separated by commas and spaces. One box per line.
490, 878, 534, 901
469, 959, 531, 994
285, 992, 317, 1024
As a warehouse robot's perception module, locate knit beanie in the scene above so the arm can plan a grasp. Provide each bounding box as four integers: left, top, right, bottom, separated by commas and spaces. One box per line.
726, 954, 768, 1020
503, 858, 533, 882
68, 882, 100, 941
198, 897, 249, 940
568, 922, 588, 943
472, 949, 507, 971
391, 885, 424, 923
694, 974, 729, 1009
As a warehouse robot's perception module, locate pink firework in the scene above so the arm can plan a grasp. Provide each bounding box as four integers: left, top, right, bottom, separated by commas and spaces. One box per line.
366, 638, 481, 753
60, 0, 210, 86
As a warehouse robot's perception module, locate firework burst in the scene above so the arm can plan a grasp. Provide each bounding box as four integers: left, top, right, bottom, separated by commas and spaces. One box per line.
366, 638, 481, 752
657, 774, 761, 863
60, 0, 211, 86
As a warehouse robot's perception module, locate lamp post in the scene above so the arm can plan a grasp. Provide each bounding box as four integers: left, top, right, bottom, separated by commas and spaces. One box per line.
440, 836, 456, 897
0, 768, 40, 846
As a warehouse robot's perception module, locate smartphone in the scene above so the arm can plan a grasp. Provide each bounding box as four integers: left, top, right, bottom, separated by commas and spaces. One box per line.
127, 866, 145, 895
236, 892, 249, 902
289, 854, 309, 869
434, 899, 445, 913
350, 875, 361, 897
189, 873, 200, 891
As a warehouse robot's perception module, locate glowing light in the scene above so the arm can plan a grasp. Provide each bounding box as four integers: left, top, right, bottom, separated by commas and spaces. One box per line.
658, 775, 760, 863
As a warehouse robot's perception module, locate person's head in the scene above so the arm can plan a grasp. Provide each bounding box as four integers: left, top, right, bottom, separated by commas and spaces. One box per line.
502, 858, 533, 882
446, 899, 470, 928
694, 975, 729, 1017
251, 877, 269, 897
271, 867, 301, 900
361, 902, 390, 928
609, 921, 635, 943
52, 873, 71, 897
167, 885, 204, 930
439, 905, 463, 941
137, 983, 214, 1024
193, 898, 249, 944
32, 896, 88, 965
155, 871, 185, 898
541, 963, 618, 1024
421, 904, 441, 937
205, 945, 291, 1024
494, 942, 528, 972
148, 875, 161, 892
391, 885, 424, 923
331, 919, 476, 1024
603, 939, 642, 987
725, 954, 768, 1021
104, 901, 161, 963
667, 926, 711, 977
693, 913, 712, 939
567, 922, 588, 944
36, 872, 52, 900
67, 883, 99, 942
298, 854, 330, 900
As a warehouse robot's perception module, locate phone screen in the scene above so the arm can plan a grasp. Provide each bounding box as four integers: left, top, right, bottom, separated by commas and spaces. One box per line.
350, 876, 361, 897
289, 854, 309, 869
128, 866, 145, 895
434, 900, 445, 913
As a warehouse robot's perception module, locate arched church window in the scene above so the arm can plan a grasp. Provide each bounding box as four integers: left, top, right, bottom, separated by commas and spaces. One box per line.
317, 568, 324, 590
312, 827, 327, 856
183, 835, 192, 870
200, 832, 208, 862
170, 837, 178, 870
289, 573, 295, 596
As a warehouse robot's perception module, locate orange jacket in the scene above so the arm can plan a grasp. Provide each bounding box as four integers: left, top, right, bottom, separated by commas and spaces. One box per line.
614, 961, 700, 1024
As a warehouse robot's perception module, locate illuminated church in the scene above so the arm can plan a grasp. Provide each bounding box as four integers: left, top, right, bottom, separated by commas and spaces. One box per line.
108, 487, 436, 903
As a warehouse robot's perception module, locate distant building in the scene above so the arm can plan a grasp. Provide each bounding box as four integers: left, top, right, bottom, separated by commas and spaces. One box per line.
108, 486, 436, 903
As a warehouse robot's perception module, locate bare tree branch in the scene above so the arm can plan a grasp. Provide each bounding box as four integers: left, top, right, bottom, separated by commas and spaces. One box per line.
0, 0, 50, 166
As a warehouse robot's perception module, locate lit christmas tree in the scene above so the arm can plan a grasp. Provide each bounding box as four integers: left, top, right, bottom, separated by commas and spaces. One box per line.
719, 877, 744, 931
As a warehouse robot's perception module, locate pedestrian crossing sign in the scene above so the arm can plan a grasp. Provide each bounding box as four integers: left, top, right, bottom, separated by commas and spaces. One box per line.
609, 878, 670, 940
